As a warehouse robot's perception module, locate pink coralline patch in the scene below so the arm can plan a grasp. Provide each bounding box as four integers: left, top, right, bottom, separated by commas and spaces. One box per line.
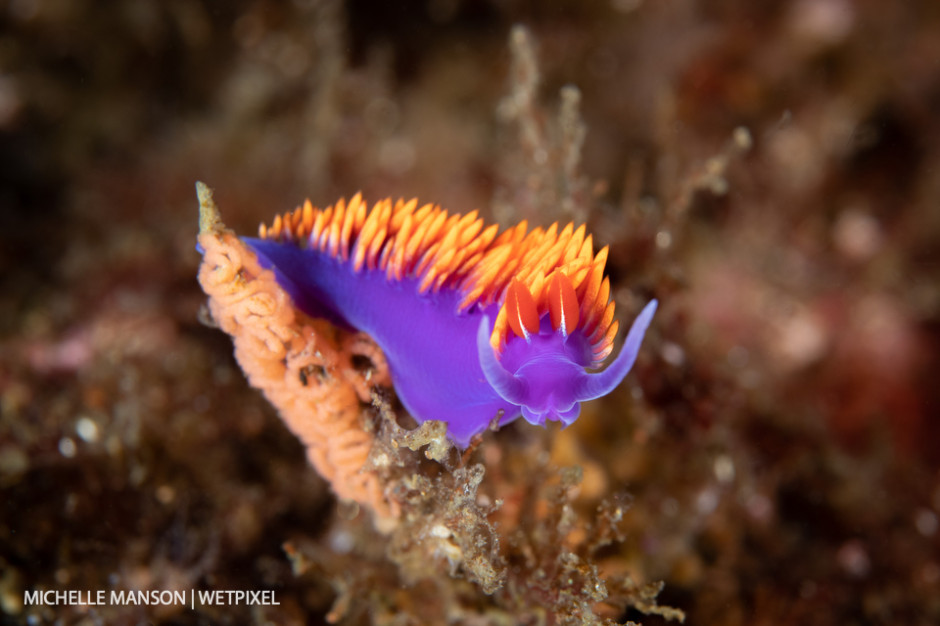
689, 252, 927, 454
195, 184, 399, 522
687, 255, 824, 371
817, 294, 926, 452
23, 309, 177, 375
25, 334, 93, 374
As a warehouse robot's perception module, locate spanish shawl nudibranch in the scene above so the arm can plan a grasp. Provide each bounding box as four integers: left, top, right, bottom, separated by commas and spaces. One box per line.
245, 194, 657, 446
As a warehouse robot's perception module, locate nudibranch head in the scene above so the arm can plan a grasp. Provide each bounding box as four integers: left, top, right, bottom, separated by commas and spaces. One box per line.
476, 282, 658, 430
251, 194, 656, 444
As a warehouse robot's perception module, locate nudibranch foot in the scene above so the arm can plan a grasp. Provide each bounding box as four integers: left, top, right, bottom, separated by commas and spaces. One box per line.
247, 194, 658, 446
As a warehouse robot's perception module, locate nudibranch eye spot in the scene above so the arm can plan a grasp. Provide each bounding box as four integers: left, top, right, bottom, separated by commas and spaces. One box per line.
245, 195, 657, 446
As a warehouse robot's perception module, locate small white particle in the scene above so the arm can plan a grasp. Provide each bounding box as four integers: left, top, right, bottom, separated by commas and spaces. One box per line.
655, 230, 672, 250
733, 126, 753, 150
696, 487, 719, 515
329, 529, 355, 554
661, 341, 684, 366
155, 485, 175, 505
58, 437, 76, 459
430, 524, 452, 539
76, 417, 99, 443
746, 493, 773, 522
713, 455, 735, 484
833, 209, 881, 261
837, 540, 870, 578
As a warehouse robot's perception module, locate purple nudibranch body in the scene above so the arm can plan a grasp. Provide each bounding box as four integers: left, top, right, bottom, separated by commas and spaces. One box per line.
247, 195, 656, 446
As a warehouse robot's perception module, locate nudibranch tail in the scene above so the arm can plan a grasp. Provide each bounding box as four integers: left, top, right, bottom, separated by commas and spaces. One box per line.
251, 194, 657, 444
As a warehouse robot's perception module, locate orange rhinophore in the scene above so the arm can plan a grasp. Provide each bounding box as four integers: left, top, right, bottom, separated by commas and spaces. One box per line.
505, 279, 540, 340
196, 184, 398, 522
